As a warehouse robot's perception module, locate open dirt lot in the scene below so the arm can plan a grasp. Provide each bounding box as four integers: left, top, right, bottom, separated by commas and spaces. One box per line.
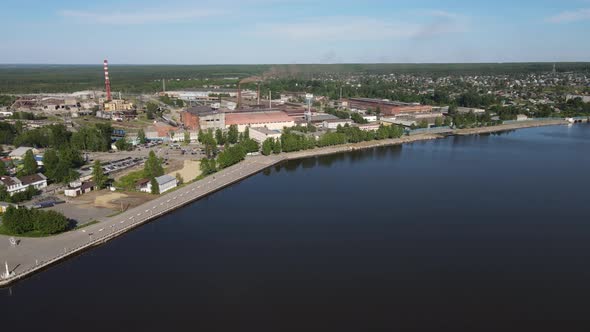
167, 160, 201, 182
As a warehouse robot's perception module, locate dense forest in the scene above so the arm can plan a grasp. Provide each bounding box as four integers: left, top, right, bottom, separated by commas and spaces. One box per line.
1, 63, 589, 94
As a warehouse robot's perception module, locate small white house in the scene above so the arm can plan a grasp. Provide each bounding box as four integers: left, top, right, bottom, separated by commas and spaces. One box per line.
64, 181, 96, 197
139, 175, 178, 194
362, 115, 378, 122
516, 114, 529, 121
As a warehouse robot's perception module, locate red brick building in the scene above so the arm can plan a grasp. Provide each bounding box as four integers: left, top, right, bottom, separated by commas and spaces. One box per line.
180, 106, 225, 131
344, 98, 432, 116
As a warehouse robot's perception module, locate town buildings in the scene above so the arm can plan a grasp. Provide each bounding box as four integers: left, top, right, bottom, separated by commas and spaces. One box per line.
0, 173, 47, 196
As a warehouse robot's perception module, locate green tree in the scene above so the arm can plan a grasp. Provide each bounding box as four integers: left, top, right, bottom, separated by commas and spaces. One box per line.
262, 138, 274, 156
184, 131, 191, 145
92, 160, 107, 189
34, 210, 69, 234
243, 127, 250, 140
175, 173, 184, 185
21, 149, 38, 176
241, 138, 260, 153
0, 185, 10, 202
150, 177, 160, 195
434, 117, 443, 127
114, 139, 131, 151
227, 125, 239, 144
215, 129, 225, 145
199, 158, 217, 175
443, 116, 452, 127
0, 161, 7, 176
351, 112, 368, 124
144, 151, 164, 179
272, 139, 282, 154
3, 206, 34, 234
137, 129, 147, 144
43, 148, 59, 180
3, 206, 69, 235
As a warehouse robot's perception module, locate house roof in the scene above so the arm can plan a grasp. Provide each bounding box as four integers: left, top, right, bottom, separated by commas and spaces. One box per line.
185, 106, 219, 116
19, 173, 47, 185
136, 178, 150, 187
155, 174, 176, 186
0, 176, 20, 187
9, 147, 34, 157
81, 181, 95, 191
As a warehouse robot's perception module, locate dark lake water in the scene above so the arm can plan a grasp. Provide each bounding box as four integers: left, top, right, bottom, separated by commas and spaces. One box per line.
2, 125, 590, 331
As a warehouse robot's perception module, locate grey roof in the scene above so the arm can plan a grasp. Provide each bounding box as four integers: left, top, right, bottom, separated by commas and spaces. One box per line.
250, 127, 281, 135
9, 147, 33, 157
185, 106, 219, 116
310, 114, 339, 122
155, 174, 176, 186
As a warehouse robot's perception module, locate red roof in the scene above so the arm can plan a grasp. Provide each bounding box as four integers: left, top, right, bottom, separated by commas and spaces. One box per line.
225, 111, 293, 126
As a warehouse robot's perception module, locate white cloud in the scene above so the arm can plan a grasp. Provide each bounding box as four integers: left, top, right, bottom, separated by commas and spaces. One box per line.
251, 15, 464, 41
59, 8, 222, 24
547, 8, 590, 23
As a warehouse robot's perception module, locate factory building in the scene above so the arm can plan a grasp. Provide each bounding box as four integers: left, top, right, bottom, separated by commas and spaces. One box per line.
180, 106, 225, 131
225, 111, 295, 132
104, 99, 133, 112
344, 98, 432, 116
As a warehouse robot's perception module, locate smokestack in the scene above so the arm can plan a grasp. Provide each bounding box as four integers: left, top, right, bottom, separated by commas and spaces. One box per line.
104, 59, 112, 101
257, 83, 260, 105
237, 83, 242, 109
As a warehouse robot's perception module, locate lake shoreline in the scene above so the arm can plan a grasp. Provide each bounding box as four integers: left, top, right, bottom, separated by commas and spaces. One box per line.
0, 118, 573, 286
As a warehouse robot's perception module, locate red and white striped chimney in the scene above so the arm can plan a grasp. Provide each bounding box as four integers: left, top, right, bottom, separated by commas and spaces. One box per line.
104, 59, 112, 101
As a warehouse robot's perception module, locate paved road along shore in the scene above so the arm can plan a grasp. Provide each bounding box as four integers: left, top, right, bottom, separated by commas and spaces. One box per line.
0, 119, 569, 286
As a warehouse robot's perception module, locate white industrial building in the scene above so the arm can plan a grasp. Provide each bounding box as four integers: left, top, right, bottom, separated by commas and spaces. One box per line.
249, 127, 282, 143
322, 119, 354, 130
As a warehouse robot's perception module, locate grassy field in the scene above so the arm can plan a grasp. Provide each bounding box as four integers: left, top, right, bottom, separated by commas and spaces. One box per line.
2, 63, 589, 94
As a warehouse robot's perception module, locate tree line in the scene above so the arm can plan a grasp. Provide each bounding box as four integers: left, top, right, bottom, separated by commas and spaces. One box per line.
199, 126, 260, 175
2, 206, 69, 235
261, 124, 406, 156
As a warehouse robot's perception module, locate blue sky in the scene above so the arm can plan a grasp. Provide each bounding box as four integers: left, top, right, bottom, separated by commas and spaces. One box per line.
1, 0, 589, 64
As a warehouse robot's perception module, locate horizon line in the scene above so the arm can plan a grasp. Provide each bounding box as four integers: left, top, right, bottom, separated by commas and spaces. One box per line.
1, 61, 590, 66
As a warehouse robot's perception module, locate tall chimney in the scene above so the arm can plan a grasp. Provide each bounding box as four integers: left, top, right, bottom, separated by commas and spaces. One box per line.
104, 59, 112, 101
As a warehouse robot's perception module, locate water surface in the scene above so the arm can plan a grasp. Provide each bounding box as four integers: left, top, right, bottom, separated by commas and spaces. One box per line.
2, 125, 590, 331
